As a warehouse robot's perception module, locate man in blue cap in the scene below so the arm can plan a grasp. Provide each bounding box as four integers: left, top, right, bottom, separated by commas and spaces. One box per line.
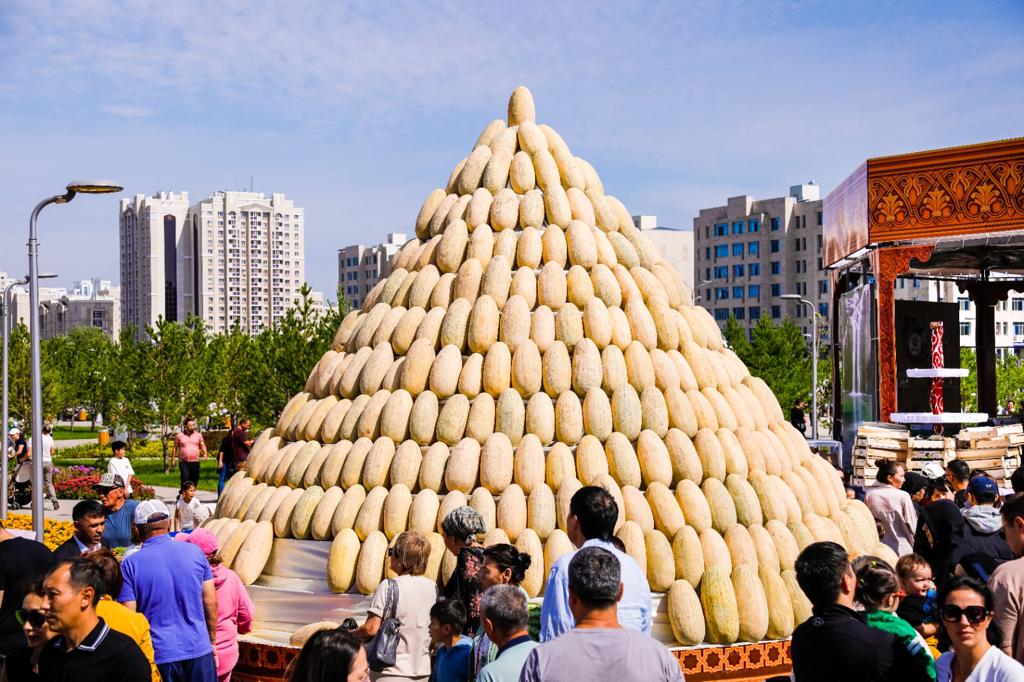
955, 475, 1013, 581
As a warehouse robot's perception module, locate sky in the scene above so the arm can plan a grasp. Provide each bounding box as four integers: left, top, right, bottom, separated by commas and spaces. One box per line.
0, 1, 1021, 299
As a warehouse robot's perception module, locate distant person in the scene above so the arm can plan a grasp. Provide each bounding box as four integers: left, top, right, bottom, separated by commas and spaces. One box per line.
946, 460, 972, 508
1005, 400, 1017, 416
439, 506, 487, 636
289, 628, 368, 682
1011, 467, 1024, 495
7, 428, 26, 463
53, 500, 109, 561
175, 482, 206, 532
955, 476, 1013, 581
540, 486, 651, 641
107, 440, 136, 497
38, 559, 151, 682
521, 547, 681, 682
428, 599, 472, 682
852, 555, 935, 681
935, 576, 1024, 681
790, 399, 808, 436
118, 499, 217, 681
476, 585, 538, 682
0, 582, 55, 681
866, 459, 919, 558
85, 548, 159, 682
989, 492, 1024, 663
172, 418, 208, 491
791, 541, 898, 681
0, 520, 53, 655
470, 544, 535, 677
93, 474, 139, 549
228, 419, 253, 478
26, 424, 57, 510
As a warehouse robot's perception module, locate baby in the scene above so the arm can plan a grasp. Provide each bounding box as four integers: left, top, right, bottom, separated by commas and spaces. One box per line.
896, 554, 938, 640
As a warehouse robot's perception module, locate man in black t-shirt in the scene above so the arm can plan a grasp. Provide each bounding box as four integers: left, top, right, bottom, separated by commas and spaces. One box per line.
229, 418, 254, 474
0, 521, 53, 654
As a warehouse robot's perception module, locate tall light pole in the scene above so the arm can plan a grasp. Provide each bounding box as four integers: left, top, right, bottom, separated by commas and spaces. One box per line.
781, 294, 818, 440
3, 273, 57, 520
28, 181, 121, 539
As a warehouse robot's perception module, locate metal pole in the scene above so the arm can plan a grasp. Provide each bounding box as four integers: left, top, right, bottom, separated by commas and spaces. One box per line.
28, 193, 69, 541
811, 306, 818, 440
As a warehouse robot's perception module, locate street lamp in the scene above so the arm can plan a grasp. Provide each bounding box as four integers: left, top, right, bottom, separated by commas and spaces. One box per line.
28, 181, 121, 538
693, 279, 712, 303
2, 272, 57, 520
781, 294, 819, 440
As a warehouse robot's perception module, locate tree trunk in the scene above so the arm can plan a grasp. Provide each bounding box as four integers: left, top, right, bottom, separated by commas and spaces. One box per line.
161, 419, 170, 474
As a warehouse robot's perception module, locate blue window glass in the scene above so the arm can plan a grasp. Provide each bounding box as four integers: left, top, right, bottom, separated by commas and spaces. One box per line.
1015, 322, 1024, 336
715, 223, 728, 237
731, 243, 743, 257
748, 219, 760, 232
732, 221, 744, 235
819, 303, 829, 317
749, 306, 760, 320
748, 241, 760, 255
733, 307, 745, 320
733, 264, 744, 277
705, 268, 711, 280
715, 308, 729, 321
705, 247, 711, 259
749, 263, 760, 276
770, 240, 780, 253
770, 217, 780, 231
714, 265, 728, 279
771, 305, 781, 319
770, 261, 781, 275
732, 286, 744, 300
771, 283, 781, 296
819, 280, 829, 294
748, 285, 760, 298
716, 287, 729, 300
715, 245, 728, 258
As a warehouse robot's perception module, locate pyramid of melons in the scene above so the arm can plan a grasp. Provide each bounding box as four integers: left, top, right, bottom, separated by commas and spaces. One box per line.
210, 87, 887, 646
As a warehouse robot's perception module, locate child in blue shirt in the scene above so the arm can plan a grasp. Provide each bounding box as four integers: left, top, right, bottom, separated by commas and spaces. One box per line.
430, 599, 472, 682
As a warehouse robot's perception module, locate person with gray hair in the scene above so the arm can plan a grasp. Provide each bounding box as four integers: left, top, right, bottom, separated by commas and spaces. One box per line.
439, 506, 486, 636
521, 547, 682, 682
476, 585, 537, 682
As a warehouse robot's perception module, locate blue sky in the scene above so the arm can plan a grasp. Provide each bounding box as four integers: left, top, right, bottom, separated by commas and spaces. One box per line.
1, 1, 1021, 299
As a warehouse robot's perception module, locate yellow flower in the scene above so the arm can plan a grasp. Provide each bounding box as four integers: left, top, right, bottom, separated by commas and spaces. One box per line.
5, 514, 75, 550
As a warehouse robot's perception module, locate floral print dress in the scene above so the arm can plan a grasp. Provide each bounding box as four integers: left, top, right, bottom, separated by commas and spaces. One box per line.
441, 545, 485, 636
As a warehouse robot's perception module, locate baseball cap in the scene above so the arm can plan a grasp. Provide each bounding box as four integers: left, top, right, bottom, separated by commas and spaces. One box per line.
176, 528, 218, 557
8, 428, 20, 436
133, 499, 170, 525
967, 476, 998, 495
93, 473, 125, 490
921, 462, 945, 480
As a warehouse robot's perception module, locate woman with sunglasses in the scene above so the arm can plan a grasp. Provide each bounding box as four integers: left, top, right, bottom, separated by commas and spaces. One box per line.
936, 576, 1024, 681
469, 544, 536, 678
1, 582, 54, 681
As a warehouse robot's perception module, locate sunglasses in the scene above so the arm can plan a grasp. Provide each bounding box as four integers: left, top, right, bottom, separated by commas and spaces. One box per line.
940, 605, 989, 625
15, 609, 47, 628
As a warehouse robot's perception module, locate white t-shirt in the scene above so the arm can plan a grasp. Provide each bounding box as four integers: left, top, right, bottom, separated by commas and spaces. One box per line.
368, 574, 437, 678
936, 645, 1024, 681
107, 457, 135, 495
176, 496, 205, 530
27, 434, 55, 463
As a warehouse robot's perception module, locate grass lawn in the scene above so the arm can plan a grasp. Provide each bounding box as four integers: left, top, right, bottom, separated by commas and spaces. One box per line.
51, 426, 99, 440
54, 456, 220, 493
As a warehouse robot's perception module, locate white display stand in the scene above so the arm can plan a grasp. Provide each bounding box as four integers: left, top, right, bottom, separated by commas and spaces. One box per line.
890, 412, 988, 424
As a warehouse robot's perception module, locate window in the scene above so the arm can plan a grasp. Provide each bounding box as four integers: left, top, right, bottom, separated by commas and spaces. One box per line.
714, 266, 728, 279
913, 279, 921, 288
705, 247, 712, 259
732, 286, 744, 300
748, 219, 760, 232
705, 226, 710, 239
819, 303, 828, 317
959, 298, 971, 311
771, 262, 781, 275
714, 245, 728, 258
819, 280, 829, 294
732, 222, 744, 235
732, 243, 743, 257
1013, 298, 1024, 312
960, 322, 971, 336
748, 285, 760, 298
715, 223, 728, 237
1016, 323, 1024, 336
770, 217, 780, 231
733, 264, 745, 277
770, 240, 780, 253
716, 287, 729, 300
748, 241, 759, 255
749, 306, 760, 320
750, 263, 760, 276
817, 211, 823, 226
705, 268, 711, 280
771, 305, 781, 319
733, 307, 745, 320
771, 283, 781, 296
715, 308, 729, 321
817, 257, 823, 270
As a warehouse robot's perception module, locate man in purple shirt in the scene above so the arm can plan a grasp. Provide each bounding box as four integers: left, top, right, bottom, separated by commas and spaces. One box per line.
119, 499, 218, 682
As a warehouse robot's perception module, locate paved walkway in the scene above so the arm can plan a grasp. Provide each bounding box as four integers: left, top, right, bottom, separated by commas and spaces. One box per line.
11, 485, 218, 523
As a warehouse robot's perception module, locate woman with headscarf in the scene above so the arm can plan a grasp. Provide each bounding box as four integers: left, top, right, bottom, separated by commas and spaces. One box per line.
439, 506, 487, 636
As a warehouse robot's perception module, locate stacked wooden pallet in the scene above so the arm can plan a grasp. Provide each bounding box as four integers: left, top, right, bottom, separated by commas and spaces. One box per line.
852, 423, 910, 486
955, 424, 1024, 482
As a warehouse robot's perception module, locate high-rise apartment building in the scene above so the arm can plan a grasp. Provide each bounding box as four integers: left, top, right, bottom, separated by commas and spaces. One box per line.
119, 190, 312, 336
693, 183, 828, 333
338, 233, 408, 309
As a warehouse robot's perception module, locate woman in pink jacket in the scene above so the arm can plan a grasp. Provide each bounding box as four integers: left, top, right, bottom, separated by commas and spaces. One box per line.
178, 529, 255, 681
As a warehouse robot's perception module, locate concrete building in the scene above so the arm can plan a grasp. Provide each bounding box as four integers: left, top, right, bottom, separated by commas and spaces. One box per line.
632, 215, 694, 294
38, 280, 121, 338
338, 232, 408, 309
119, 191, 318, 336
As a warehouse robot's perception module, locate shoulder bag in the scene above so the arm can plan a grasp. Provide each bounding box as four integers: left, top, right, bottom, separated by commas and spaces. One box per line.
366, 578, 401, 671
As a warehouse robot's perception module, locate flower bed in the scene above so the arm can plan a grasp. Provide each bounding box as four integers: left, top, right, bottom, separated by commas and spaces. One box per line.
4, 514, 74, 550
52, 465, 156, 501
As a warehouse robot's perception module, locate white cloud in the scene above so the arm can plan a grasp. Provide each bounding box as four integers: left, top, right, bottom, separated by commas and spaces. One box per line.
99, 105, 155, 118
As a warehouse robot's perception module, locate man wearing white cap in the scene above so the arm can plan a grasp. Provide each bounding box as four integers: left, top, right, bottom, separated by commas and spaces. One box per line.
118, 499, 218, 682
93, 473, 138, 548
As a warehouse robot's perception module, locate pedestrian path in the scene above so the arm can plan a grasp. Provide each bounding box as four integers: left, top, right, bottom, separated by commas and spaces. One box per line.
14, 485, 218, 523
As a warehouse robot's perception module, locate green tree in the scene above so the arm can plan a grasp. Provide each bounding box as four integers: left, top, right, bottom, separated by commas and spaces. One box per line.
4, 322, 63, 425
47, 326, 117, 429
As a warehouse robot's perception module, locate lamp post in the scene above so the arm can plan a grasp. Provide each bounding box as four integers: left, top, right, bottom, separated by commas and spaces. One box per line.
781, 294, 818, 440
2, 276, 27, 520
27, 181, 121, 539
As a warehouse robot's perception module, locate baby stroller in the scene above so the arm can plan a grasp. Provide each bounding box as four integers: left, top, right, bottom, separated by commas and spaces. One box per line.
8, 459, 32, 509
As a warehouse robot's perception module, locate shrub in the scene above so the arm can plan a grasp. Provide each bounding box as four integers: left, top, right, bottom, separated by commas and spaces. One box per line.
53, 472, 156, 501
